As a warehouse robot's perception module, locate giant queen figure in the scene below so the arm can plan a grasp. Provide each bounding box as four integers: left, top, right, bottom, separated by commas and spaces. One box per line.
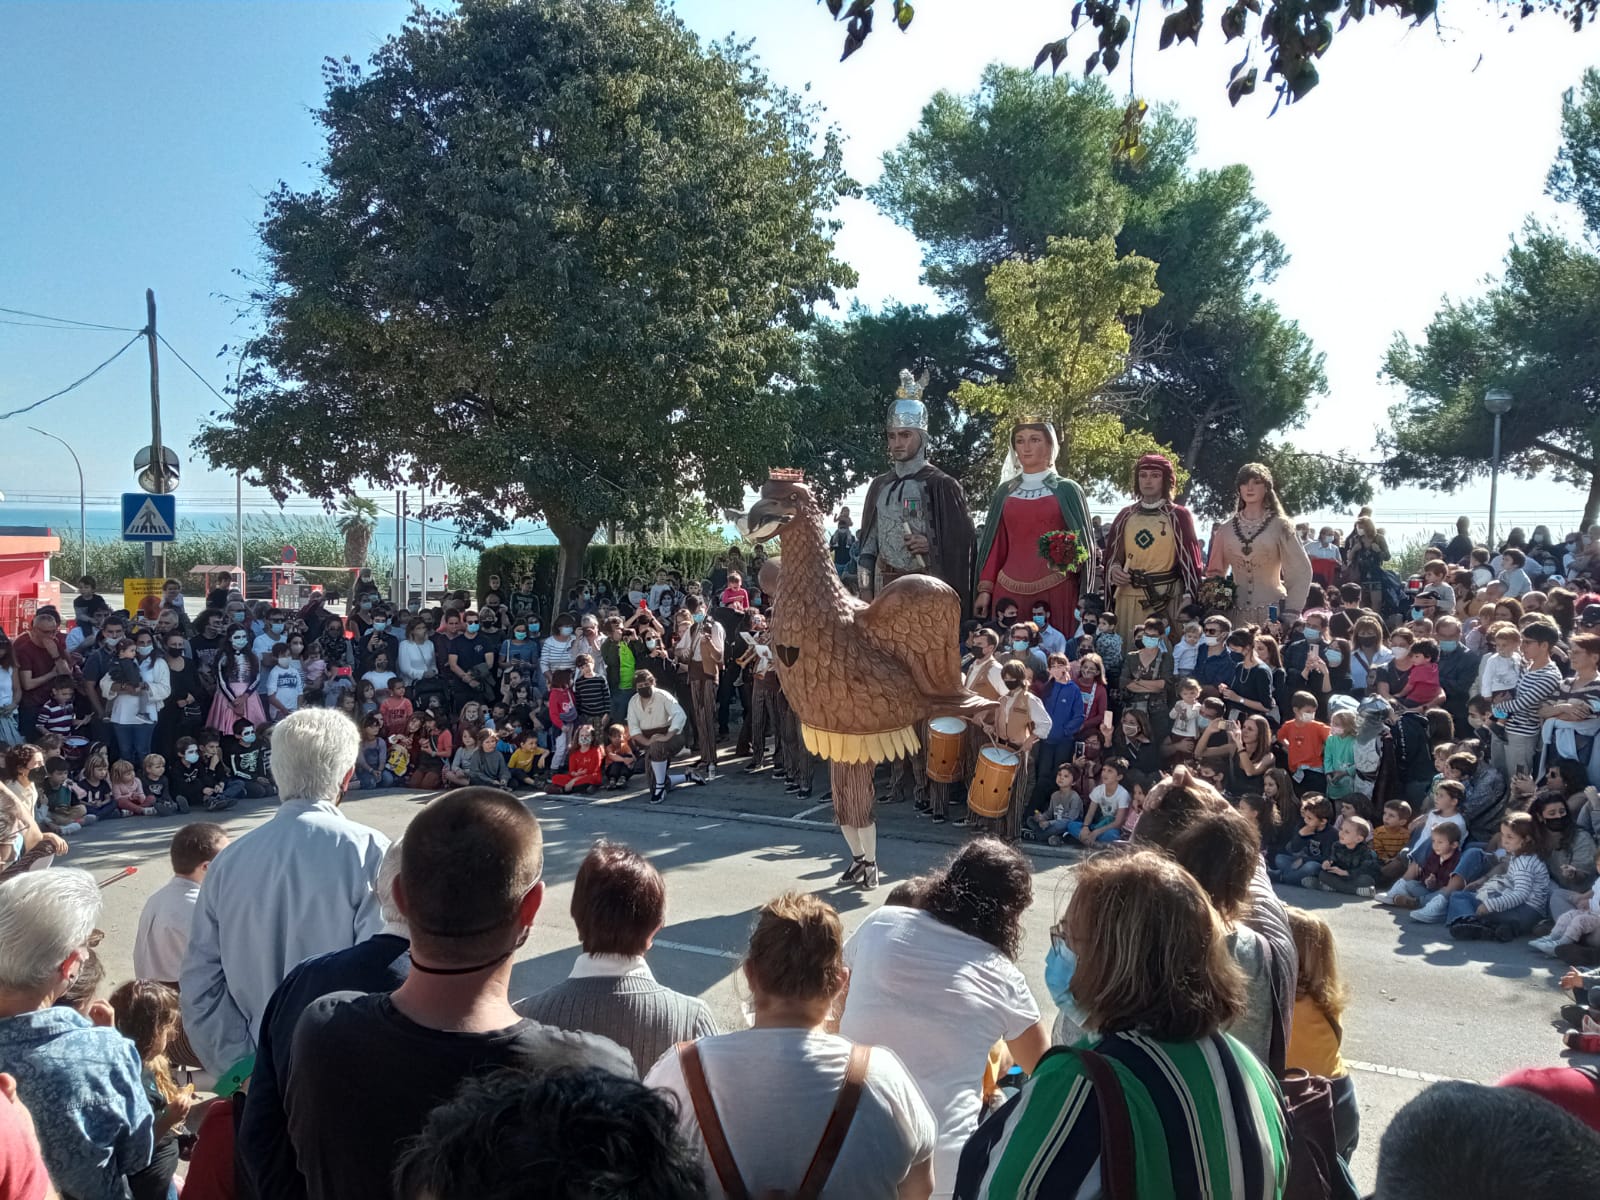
974, 421, 1096, 626
1204, 461, 1313, 628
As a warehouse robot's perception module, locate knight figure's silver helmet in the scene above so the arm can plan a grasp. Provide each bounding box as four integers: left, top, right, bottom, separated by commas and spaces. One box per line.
886, 367, 929, 432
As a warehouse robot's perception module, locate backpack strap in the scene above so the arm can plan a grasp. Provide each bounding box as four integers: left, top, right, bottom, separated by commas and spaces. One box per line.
676, 1041, 750, 1200
1077, 1048, 1137, 1200
794, 1044, 872, 1200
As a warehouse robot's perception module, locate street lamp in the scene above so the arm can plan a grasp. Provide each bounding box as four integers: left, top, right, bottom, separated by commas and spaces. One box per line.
1484, 388, 1514, 552
28, 426, 86, 582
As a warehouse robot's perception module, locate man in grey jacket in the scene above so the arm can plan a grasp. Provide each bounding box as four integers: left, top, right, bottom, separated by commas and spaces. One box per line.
517, 840, 716, 1073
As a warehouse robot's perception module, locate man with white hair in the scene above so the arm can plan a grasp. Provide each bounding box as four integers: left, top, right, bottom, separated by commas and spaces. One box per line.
239, 840, 410, 1200
0, 869, 155, 1199
181, 707, 390, 1087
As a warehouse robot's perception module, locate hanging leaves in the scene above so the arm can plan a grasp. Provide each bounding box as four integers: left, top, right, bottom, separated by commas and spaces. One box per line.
894, 0, 915, 30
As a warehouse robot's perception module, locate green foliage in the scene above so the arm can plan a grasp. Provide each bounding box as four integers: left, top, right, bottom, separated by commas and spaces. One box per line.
1388, 533, 1433, 579
476, 542, 731, 612
1384, 69, 1600, 526
196, 0, 855, 601
951, 235, 1182, 494
869, 66, 1342, 517
789, 304, 1002, 502
815, 0, 1598, 108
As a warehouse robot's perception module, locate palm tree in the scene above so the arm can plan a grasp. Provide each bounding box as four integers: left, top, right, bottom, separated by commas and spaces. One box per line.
337, 495, 381, 568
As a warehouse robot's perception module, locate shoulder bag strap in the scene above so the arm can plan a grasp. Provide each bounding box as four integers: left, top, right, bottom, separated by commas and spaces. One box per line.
795, 1043, 872, 1200
1077, 1048, 1138, 1200
675, 1042, 750, 1200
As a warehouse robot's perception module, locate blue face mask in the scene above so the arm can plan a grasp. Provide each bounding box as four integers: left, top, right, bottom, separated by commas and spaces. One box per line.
1440, 639, 1459, 653
1012, 639, 1029, 652
692, 611, 706, 625
1303, 628, 1321, 643
514, 630, 527, 641
1411, 608, 1424, 621
241, 732, 256, 745
1141, 636, 1161, 649
184, 750, 199, 764
531, 622, 541, 633
1044, 940, 1085, 1022
231, 611, 247, 623
136, 644, 153, 657
1034, 614, 1047, 627
373, 620, 388, 631
467, 623, 480, 634
1325, 650, 1344, 667
1197, 715, 1211, 729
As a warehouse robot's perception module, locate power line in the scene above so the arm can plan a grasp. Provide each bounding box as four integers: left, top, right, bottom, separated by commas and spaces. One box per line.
155, 332, 230, 406
0, 332, 144, 422
0, 317, 138, 332
0, 305, 141, 332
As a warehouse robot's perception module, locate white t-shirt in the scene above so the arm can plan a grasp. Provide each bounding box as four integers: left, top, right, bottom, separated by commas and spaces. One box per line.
266, 662, 305, 714
1089, 783, 1132, 823
134, 875, 201, 982
839, 906, 1040, 1196
1420, 810, 1468, 845
362, 669, 398, 693
645, 1028, 935, 1200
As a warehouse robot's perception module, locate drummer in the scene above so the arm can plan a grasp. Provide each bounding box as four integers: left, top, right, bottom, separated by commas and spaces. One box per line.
951, 629, 1008, 827
981, 660, 1053, 841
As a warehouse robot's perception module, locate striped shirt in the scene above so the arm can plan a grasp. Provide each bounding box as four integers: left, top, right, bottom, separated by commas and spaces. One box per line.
572, 674, 611, 720
1505, 662, 1564, 735
954, 1032, 1288, 1199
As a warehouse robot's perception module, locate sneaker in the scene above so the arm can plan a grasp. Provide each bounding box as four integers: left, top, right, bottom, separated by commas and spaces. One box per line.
61, 822, 82, 835
1563, 1030, 1600, 1053
1529, 936, 1561, 956
1560, 1003, 1592, 1029
648, 788, 664, 805
784, 782, 801, 793
952, 817, 971, 828
1389, 893, 1420, 910
1451, 919, 1491, 941
1046, 834, 1063, 846
931, 814, 948, 824
1494, 923, 1519, 944
838, 857, 866, 886
1355, 886, 1375, 899
1300, 877, 1322, 891
860, 861, 880, 889
686, 771, 708, 787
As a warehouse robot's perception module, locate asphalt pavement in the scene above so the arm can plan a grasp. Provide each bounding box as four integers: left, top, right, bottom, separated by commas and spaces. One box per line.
64, 757, 1596, 1194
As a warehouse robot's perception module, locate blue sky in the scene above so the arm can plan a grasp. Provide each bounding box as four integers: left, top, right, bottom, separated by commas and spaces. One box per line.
2, 1, 1597, 543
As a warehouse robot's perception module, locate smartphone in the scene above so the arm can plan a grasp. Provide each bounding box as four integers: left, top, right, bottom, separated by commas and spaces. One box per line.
1074, 741, 1086, 759
1268, 604, 1280, 623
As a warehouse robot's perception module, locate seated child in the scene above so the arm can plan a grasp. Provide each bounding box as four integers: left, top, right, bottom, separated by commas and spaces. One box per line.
111, 758, 164, 818
76, 753, 118, 822
1380, 822, 1463, 915
601, 723, 636, 789
1029, 762, 1086, 844
1067, 757, 1130, 847
378, 678, 413, 738
41, 756, 92, 829
223, 722, 274, 799
1372, 800, 1413, 867
1272, 795, 1335, 885
1396, 638, 1442, 711
1404, 779, 1469, 863
142, 753, 179, 815
464, 730, 511, 789
409, 713, 450, 791
549, 722, 603, 794
1239, 793, 1281, 858
1530, 847, 1600, 956
1446, 813, 1552, 940
442, 727, 476, 788
37, 678, 88, 743
175, 736, 234, 813
1306, 815, 1380, 896
134, 822, 230, 984
508, 731, 549, 789
352, 715, 395, 791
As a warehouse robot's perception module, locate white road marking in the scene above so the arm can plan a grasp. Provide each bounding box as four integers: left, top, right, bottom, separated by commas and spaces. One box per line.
792, 802, 833, 821
1345, 1058, 1464, 1085
653, 939, 743, 961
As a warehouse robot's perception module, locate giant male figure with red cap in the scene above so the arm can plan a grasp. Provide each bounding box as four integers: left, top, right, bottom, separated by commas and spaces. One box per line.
1104, 454, 1205, 644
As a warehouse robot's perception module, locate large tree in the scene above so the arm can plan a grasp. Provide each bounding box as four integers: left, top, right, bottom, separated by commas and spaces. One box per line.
1384, 68, 1600, 527
869, 66, 1361, 516
814, 0, 1597, 108
197, 0, 854, 595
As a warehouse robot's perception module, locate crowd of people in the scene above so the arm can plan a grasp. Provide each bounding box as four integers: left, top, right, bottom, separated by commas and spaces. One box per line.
3, 505, 1600, 1198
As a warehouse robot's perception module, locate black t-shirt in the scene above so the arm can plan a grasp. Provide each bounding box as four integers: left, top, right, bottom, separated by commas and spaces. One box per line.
448, 632, 491, 674
285, 992, 634, 1199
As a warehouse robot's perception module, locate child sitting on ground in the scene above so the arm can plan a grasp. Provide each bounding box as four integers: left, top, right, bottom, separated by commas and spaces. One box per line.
1029, 762, 1085, 844
1448, 813, 1552, 941
1530, 847, 1600, 956
508, 730, 549, 789
442, 727, 476, 788
175, 736, 233, 813
1070, 757, 1130, 846
1273, 795, 1335, 885
464, 727, 511, 789
142, 753, 180, 815
1405, 779, 1469, 863
601, 724, 636, 789
549, 722, 604, 794
1380, 823, 1464, 916
379, 678, 413, 738
352, 715, 395, 790
224, 721, 274, 799
1285, 909, 1359, 1159
1306, 815, 1380, 897
1239, 793, 1281, 858
41, 755, 92, 830
111, 758, 163, 818
1372, 800, 1413, 868
76, 752, 118, 822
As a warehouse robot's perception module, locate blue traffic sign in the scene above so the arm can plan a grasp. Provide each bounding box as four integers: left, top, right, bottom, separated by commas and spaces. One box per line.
122, 492, 176, 542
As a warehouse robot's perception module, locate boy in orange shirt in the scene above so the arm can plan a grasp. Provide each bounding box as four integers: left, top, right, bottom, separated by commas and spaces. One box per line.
379, 677, 414, 738
1278, 691, 1331, 794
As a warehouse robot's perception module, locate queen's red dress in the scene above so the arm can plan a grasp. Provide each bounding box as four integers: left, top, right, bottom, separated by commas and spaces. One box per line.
976, 473, 1097, 627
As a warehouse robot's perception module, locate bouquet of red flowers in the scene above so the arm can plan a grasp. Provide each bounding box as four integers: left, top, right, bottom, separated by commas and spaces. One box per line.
1037, 529, 1089, 576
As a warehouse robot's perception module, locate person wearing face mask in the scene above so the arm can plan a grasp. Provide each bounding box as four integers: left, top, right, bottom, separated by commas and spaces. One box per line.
1119, 618, 1174, 741
356, 605, 400, 672
253, 609, 290, 661
627, 670, 696, 802
500, 619, 539, 677
538, 612, 580, 691
0, 870, 158, 1200
1028, 600, 1068, 658
999, 623, 1048, 693
981, 660, 1054, 841
446, 610, 497, 710
100, 630, 171, 769
1435, 615, 1481, 735
207, 626, 269, 733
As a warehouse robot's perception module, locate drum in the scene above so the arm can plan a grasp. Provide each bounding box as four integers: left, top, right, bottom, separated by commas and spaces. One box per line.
968, 746, 1019, 819
926, 717, 966, 784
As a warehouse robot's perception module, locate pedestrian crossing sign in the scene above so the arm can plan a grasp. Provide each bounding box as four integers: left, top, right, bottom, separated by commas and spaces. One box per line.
122, 492, 176, 542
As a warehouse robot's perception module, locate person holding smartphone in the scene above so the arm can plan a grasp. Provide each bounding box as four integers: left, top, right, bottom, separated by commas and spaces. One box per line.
1218, 627, 1278, 728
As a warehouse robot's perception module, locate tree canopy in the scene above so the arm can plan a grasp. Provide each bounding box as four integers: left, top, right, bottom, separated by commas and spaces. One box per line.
815, 0, 1598, 108
865, 66, 1362, 516
1384, 68, 1600, 527
197, 0, 854, 591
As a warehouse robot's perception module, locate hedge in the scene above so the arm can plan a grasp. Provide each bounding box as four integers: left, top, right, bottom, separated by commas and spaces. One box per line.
476, 542, 733, 617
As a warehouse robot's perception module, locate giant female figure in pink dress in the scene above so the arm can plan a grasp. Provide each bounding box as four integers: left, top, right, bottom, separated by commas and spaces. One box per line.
974, 422, 1096, 627
1204, 462, 1313, 629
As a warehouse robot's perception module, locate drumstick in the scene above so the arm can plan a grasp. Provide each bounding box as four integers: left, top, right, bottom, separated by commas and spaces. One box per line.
98, 866, 137, 889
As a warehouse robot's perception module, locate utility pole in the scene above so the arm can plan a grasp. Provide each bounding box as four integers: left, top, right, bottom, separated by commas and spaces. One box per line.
144, 289, 166, 581
418, 490, 428, 608
394, 491, 404, 608
234, 472, 244, 576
